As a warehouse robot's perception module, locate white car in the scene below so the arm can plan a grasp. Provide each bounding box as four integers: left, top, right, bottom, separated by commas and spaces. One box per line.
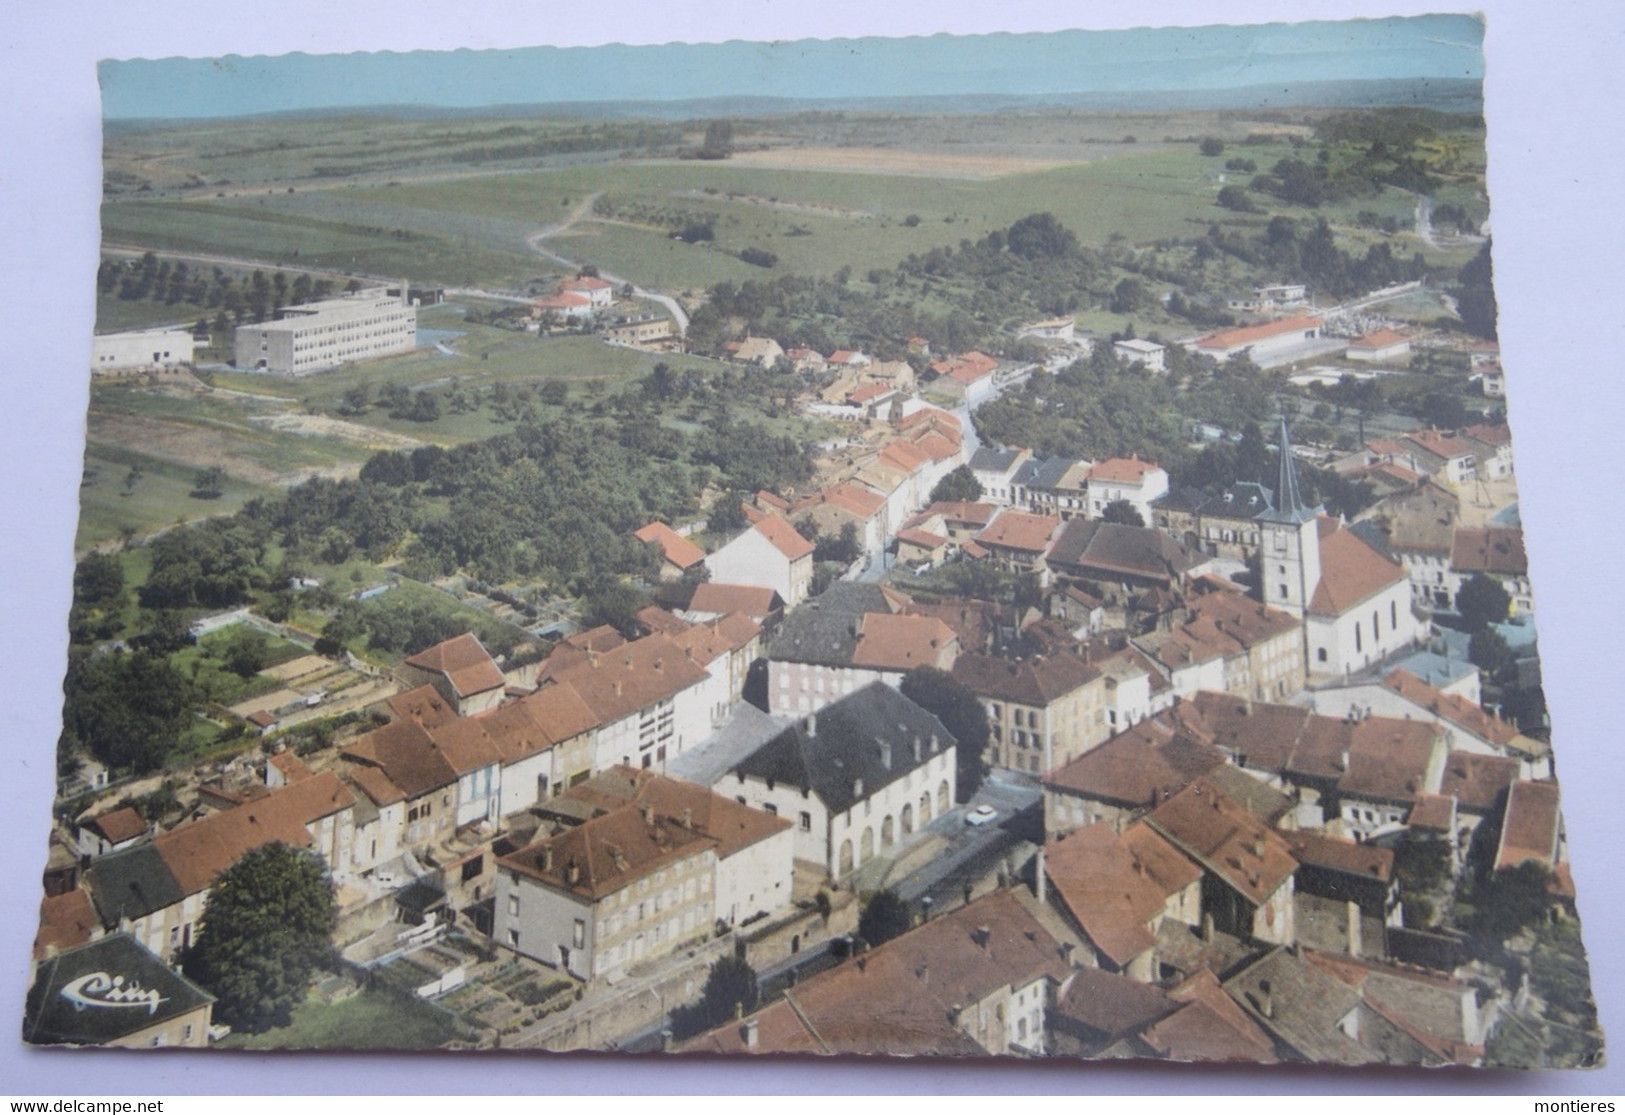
965, 804, 999, 826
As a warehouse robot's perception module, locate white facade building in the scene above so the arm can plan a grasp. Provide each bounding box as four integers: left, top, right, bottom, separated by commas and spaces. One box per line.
234, 287, 416, 375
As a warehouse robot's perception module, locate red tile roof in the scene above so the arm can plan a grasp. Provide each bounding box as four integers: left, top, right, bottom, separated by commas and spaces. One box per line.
1044, 826, 1175, 965
850, 613, 957, 671
1285, 830, 1394, 881
1144, 778, 1298, 905
634, 521, 706, 570
85, 806, 147, 846
753, 515, 816, 561
1450, 526, 1526, 576
688, 582, 782, 619
1308, 523, 1408, 617
386, 683, 460, 728
680, 889, 1067, 1056
1142, 969, 1279, 1063
1383, 670, 1519, 748
1196, 314, 1323, 352
975, 509, 1061, 554
1349, 329, 1410, 350
156, 771, 354, 897
1088, 456, 1162, 484
1496, 780, 1562, 871
1043, 716, 1225, 810
403, 633, 505, 699
34, 890, 99, 960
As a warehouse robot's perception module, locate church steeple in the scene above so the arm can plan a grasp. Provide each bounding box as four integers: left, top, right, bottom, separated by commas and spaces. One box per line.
1258, 416, 1319, 526
1254, 416, 1322, 619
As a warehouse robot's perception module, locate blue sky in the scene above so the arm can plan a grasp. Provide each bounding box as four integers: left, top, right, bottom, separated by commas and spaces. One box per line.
100, 13, 1483, 120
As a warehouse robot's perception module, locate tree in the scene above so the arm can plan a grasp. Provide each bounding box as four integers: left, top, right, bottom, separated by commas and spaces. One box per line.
1457, 573, 1512, 632
59, 648, 195, 773
1468, 861, 1553, 946
900, 666, 989, 801
699, 119, 735, 159
1199, 136, 1226, 157
1456, 239, 1499, 339
73, 552, 126, 609
580, 576, 650, 640
857, 888, 914, 947
221, 626, 272, 679
1469, 626, 1514, 679
670, 954, 759, 1039
1100, 499, 1145, 527
1217, 184, 1259, 213
193, 466, 225, 499
1005, 212, 1078, 260
182, 843, 337, 1033
929, 465, 983, 505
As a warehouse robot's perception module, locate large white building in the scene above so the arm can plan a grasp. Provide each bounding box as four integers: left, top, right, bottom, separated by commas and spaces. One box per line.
234, 286, 416, 375
91, 328, 194, 374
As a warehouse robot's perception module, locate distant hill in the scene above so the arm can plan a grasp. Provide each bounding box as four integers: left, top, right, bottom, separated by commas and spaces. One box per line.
104, 77, 1482, 135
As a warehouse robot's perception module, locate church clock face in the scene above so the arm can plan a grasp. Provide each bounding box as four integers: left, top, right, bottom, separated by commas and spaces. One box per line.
1273, 528, 1289, 553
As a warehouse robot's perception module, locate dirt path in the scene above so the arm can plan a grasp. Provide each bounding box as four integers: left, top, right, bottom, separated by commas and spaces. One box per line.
523, 191, 690, 336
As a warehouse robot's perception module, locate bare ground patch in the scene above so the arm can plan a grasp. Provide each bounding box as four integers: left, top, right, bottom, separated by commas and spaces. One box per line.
723, 146, 1084, 180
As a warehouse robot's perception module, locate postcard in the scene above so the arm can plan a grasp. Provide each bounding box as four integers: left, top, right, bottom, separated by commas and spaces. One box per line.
21, 13, 1604, 1071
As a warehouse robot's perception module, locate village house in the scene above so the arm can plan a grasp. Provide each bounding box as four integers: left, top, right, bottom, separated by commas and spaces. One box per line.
1131, 588, 1305, 703
1223, 948, 1377, 1065
952, 650, 1109, 775
25, 934, 215, 1049
704, 513, 816, 607
1450, 526, 1532, 615
1194, 483, 1274, 560
765, 582, 913, 715
1114, 338, 1167, 372
1046, 519, 1208, 597
930, 350, 1001, 405
1494, 779, 1564, 873
398, 632, 507, 717
681, 582, 784, 627
1085, 457, 1170, 525
970, 446, 1034, 506
1355, 483, 1459, 610
790, 480, 889, 558
974, 509, 1063, 581
681, 889, 1068, 1056
1284, 831, 1400, 957
492, 771, 793, 981
1311, 669, 1548, 776
532, 292, 594, 320
722, 682, 957, 881
75, 806, 149, 861
559, 275, 616, 308
1042, 822, 1201, 980
1041, 713, 1226, 839
81, 772, 355, 963
1021, 457, 1093, 520
633, 521, 707, 582
536, 630, 717, 776
600, 313, 675, 346
728, 335, 784, 368
1142, 777, 1298, 946
1458, 423, 1514, 481
1345, 329, 1412, 364
1397, 430, 1478, 490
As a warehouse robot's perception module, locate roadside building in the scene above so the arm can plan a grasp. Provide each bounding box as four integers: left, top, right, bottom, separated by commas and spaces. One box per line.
721, 681, 956, 881
25, 934, 214, 1049
91, 328, 194, 375
952, 651, 1109, 774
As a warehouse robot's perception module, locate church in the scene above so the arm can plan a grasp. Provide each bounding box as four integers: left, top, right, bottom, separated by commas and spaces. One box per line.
1256, 420, 1424, 678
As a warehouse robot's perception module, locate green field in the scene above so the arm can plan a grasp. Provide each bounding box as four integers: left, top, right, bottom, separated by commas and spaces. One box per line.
76, 447, 277, 551
100, 137, 1487, 295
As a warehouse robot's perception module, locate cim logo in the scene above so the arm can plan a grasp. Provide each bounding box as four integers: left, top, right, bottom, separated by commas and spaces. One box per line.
59, 972, 168, 1016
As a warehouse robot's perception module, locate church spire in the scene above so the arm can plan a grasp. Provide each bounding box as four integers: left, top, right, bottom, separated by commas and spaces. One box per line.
1258, 416, 1320, 526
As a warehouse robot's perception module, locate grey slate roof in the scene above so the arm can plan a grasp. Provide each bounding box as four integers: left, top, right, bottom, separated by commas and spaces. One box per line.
25, 933, 214, 1046
667, 703, 794, 788
732, 682, 957, 814
84, 843, 185, 927
1029, 456, 1082, 491
768, 582, 896, 667
1153, 486, 1211, 514
970, 447, 1023, 472
1011, 459, 1042, 488
1047, 520, 1204, 583
1200, 482, 1273, 518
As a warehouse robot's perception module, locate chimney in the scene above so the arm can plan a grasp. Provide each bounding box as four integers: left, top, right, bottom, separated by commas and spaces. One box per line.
853, 778, 863, 799
681, 808, 692, 828
973, 926, 992, 950
566, 859, 581, 886
912, 737, 922, 764
880, 742, 892, 771
1060, 941, 1077, 968
641, 805, 655, 825
543, 846, 554, 873
741, 1017, 759, 1049
660, 1028, 674, 1052
1202, 912, 1215, 942
1339, 748, 1350, 772
806, 712, 818, 736
1035, 845, 1047, 905
1257, 979, 1275, 1019
916, 963, 929, 986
